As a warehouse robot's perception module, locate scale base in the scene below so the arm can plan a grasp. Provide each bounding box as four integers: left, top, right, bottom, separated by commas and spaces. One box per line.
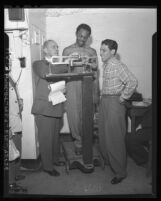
62, 141, 105, 174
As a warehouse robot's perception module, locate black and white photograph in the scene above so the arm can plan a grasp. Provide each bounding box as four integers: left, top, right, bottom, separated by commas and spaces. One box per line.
4, 7, 157, 197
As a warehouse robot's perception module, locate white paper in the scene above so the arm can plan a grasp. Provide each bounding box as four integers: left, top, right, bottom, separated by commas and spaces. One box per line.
49, 81, 66, 93
48, 81, 66, 105
49, 91, 66, 105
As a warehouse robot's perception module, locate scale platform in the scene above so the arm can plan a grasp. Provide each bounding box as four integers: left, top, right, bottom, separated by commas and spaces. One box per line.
62, 141, 105, 174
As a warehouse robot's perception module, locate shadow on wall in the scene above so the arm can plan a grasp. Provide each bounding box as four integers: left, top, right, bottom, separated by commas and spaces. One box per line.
116, 53, 121, 60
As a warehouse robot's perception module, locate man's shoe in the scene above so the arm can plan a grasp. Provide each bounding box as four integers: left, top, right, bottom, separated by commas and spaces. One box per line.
54, 161, 65, 166
15, 175, 26, 181
44, 169, 60, 176
76, 162, 94, 174
111, 177, 125, 184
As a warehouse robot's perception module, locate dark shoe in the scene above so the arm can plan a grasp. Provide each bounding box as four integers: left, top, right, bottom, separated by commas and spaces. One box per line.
111, 177, 125, 184
76, 162, 94, 174
15, 175, 26, 181
44, 169, 60, 176
93, 158, 101, 167
9, 183, 27, 193
54, 161, 65, 166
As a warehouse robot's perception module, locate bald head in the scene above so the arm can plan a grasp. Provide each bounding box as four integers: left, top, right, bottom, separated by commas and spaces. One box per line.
43, 40, 59, 57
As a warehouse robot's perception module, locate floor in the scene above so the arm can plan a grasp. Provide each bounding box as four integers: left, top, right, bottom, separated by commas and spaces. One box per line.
4, 132, 155, 197
6, 155, 153, 197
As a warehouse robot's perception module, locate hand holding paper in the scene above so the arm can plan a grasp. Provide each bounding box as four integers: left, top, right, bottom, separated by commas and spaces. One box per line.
48, 81, 66, 106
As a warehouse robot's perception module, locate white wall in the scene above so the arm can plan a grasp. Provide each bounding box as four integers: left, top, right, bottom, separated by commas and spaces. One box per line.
5, 9, 47, 159
5, 29, 36, 159
46, 8, 156, 99
28, 9, 47, 157
5, 8, 156, 158
4, 8, 38, 159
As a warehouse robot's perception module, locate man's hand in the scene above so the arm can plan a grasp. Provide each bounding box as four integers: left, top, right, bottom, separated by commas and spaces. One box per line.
119, 96, 132, 108
61, 87, 66, 94
119, 96, 125, 104
89, 58, 97, 70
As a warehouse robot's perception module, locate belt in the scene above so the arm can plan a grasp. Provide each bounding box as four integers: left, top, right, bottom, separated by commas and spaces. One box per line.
102, 94, 120, 97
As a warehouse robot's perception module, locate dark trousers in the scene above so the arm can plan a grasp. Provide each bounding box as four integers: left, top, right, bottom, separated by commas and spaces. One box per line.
66, 80, 82, 148
9, 133, 22, 184
35, 115, 61, 171
98, 96, 127, 178
125, 128, 151, 165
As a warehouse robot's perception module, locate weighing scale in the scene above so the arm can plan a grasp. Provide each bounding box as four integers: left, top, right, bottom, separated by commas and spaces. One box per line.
44, 55, 104, 173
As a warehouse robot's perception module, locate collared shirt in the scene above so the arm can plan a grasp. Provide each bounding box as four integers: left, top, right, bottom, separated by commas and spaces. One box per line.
102, 56, 138, 100
9, 76, 22, 134
45, 57, 52, 63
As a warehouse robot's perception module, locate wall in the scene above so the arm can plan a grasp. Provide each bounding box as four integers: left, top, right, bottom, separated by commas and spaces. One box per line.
46, 8, 156, 133
4, 8, 47, 159
4, 8, 37, 159
46, 8, 156, 98
27, 9, 47, 158
5, 8, 157, 157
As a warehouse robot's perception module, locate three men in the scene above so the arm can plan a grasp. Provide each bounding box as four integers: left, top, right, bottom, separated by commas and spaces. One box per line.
19, 25, 142, 185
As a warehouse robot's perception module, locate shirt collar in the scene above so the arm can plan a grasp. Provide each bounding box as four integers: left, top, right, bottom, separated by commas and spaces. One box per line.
45, 57, 52, 62
103, 56, 117, 69
108, 56, 116, 64
43, 57, 51, 65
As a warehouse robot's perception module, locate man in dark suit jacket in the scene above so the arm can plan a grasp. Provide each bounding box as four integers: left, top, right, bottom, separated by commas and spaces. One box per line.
31, 40, 68, 176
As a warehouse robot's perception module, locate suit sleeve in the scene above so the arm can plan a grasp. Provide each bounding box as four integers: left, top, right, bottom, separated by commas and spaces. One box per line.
33, 61, 68, 79
33, 61, 49, 78
62, 48, 69, 57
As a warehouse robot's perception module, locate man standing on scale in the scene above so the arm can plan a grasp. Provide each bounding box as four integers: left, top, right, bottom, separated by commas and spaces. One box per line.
62, 24, 99, 172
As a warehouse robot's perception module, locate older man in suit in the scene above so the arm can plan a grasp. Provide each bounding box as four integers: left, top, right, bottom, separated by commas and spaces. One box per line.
31, 40, 68, 176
